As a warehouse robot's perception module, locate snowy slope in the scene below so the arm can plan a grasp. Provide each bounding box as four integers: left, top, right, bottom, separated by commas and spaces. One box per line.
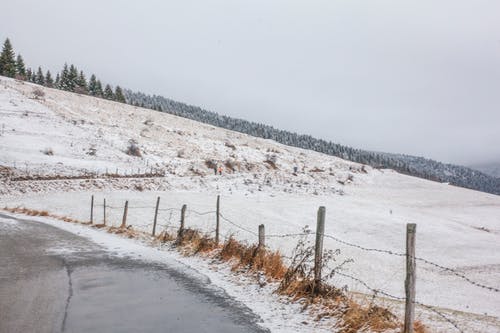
1, 77, 499, 333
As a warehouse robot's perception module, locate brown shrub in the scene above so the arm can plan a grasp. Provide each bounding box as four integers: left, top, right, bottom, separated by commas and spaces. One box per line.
205, 159, 217, 169
224, 159, 236, 172
32, 87, 45, 99
126, 139, 142, 157
219, 237, 286, 280
339, 301, 399, 333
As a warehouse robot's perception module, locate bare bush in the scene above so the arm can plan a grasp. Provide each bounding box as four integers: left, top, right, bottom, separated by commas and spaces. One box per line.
32, 88, 45, 99
225, 142, 236, 150
264, 154, 278, 169
205, 159, 217, 169
126, 139, 142, 157
224, 159, 238, 172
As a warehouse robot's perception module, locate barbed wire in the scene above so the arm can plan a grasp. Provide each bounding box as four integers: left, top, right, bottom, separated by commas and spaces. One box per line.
323, 233, 406, 257
321, 233, 499, 293
414, 257, 500, 293
267, 232, 312, 238
186, 209, 216, 216
127, 205, 157, 209
95, 203, 122, 209
218, 213, 258, 236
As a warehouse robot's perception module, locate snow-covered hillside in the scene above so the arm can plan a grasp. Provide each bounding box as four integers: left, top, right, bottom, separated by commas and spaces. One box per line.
1, 77, 499, 333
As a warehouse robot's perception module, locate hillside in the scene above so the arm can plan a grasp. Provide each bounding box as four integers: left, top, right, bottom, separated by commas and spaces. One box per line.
1, 76, 500, 333
125, 90, 500, 196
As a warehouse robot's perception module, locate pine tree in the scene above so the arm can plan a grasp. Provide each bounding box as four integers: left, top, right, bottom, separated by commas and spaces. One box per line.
104, 84, 114, 100
59, 63, 69, 90
76, 70, 87, 94
0, 38, 17, 77
15, 54, 26, 79
67, 64, 78, 91
88, 74, 98, 95
35, 67, 45, 85
26, 68, 33, 82
114, 85, 126, 103
95, 80, 103, 97
45, 70, 54, 87
55, 73, 60, 88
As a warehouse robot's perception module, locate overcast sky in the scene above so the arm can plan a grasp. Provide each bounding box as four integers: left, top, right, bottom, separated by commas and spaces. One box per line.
1, 0, 499, 165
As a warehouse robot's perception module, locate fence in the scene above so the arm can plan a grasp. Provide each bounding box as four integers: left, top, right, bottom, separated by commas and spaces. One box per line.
87, 194, 499, 333
4, 162, 166, 181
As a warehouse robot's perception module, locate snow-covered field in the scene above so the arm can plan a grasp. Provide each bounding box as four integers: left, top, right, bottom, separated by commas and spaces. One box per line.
1, 77, 499, 332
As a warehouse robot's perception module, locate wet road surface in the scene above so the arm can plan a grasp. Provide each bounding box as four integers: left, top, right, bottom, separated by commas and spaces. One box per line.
0, 213, 269, 333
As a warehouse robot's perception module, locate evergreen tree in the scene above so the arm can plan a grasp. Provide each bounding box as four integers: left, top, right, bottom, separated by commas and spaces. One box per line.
67, 64, 78, 91
55, 73, 60, 88
76, 70, 87, 93
35, 67, 45, 85
104, 84, 114, 100
95, 80, 103, 97
0, 38, 16, 77
26, 68, 33, 82
45, 70, 54, 87
114, 85, 126, 103
59, 63, 69, 90
88, 74, 98, 95
15, 54, 26, 79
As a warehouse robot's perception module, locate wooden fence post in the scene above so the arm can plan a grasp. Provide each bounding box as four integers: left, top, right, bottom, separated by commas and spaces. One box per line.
216, 195, 220, 245
178, 204, 187, 239
121, 200, 129, 228
258, 224, 265, 248
103, 198, 106, 225
404, 223, 417, 333
90, 195, 94, 224
313, 206, 326, 294
152, 196, 160, 236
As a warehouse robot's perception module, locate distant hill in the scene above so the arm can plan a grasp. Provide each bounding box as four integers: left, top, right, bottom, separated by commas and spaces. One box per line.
124, 89, 500, 196
469, 162, 500, 179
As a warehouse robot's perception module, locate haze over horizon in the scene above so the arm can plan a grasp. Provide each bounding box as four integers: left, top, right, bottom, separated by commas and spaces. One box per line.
1, 0, 499, 166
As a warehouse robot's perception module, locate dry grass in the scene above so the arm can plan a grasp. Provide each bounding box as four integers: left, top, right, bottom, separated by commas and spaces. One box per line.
2, 206, 79, 221
264, 159, 278, 170
338, 300, 399, 333
219, 237, 287, 280
204, 159, 217, 170
176, 228, 218, 254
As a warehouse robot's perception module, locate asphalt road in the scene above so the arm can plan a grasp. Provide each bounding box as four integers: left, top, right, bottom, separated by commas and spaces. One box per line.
0, 213, 269, 333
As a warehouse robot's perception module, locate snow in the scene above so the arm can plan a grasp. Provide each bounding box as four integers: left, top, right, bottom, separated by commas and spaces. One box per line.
1, 76, 500, 332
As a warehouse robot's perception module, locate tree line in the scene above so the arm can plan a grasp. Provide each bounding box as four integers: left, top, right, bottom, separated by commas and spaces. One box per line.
2, 37, 499, 195
0, 38, 125, 102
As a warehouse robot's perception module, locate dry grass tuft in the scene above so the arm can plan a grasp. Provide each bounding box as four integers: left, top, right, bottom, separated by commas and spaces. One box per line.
3, 206, 79, 224
4, 206, 49, 217
338, 300, 399, 333
154, 230, 175, 243
175, 228, 218, 254
219, 237, 287, 280
413, 321, 429, 333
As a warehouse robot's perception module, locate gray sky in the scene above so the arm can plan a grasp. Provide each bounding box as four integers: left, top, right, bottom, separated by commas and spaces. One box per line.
1, 0, 500, 165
